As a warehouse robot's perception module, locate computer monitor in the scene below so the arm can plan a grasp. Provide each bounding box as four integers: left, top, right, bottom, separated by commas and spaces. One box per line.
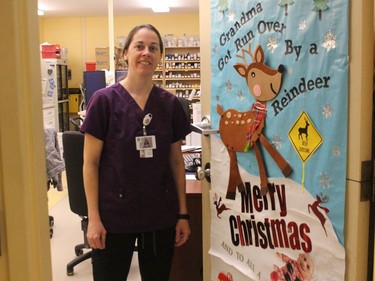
115, 70, 127, 82
83, 71, 106, 106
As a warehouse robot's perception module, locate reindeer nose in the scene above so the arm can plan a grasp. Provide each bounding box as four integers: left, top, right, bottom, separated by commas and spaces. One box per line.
278, 64, 284, 73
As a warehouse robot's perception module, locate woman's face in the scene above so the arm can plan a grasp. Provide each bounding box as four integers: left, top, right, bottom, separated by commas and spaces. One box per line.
123, 28, 162, 77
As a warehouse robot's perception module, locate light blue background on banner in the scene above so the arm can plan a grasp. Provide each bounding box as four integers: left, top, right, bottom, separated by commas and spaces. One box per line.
210, 0, 348, 244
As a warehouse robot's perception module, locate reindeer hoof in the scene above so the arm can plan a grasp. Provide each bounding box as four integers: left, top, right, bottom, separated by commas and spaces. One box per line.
282, 165, 293, 177
226, 191, 236, 200
237, 182, 245, 192
260, 187, 268, 196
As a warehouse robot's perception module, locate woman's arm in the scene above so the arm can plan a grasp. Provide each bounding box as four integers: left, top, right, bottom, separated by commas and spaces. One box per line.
169, 140, 191, 246
83, 133, 107, 249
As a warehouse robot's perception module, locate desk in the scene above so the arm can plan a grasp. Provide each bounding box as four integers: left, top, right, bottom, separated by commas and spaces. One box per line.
170, 179, 203, 281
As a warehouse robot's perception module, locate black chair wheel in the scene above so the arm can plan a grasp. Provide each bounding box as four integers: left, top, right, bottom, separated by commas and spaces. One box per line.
49, 216, 54, 227
67, 268, 74, 276
75, 248, 84, 256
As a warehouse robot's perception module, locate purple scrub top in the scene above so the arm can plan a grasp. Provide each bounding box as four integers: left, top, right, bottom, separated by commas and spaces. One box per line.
81, 83, 191, 233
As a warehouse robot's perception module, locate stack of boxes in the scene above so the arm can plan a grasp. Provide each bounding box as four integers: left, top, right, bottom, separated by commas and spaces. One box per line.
41, 44, 62, 59
94, 47, 125, 70
95, 47, 110, 70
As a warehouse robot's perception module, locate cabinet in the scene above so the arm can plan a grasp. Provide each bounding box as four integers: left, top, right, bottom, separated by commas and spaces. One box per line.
41, 59, 70, 132
42, 106, 56, 128
169, 180, 202, 281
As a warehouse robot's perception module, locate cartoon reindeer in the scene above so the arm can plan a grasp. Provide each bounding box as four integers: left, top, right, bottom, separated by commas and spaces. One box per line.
213, 193, 231, 218
217, 43, 292, 199
308, 193, 330, 236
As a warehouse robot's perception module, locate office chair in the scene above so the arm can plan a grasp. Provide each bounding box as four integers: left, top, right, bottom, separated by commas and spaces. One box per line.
177, 96, 191, 122
62, 131, 92, 276
63, 130, 138, 276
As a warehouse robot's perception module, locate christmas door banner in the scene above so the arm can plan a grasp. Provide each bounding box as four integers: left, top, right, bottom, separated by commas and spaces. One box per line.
209, 0, 348, 280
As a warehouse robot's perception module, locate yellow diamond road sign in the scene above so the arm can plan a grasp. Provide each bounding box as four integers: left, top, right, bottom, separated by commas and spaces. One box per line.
288, 111, 323, 163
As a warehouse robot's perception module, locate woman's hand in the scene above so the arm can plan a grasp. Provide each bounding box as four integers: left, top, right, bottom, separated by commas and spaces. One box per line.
175, 219, 191, 247
87, 219, 107, 249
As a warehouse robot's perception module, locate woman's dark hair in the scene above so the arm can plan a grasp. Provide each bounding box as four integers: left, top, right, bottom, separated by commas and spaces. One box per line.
122, 24, 164, 60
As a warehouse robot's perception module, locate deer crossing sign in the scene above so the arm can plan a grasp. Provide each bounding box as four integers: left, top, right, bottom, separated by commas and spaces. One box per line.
288, 111, 323, 163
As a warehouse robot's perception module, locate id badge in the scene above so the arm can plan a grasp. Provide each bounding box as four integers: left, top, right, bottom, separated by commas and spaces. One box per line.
136, 135, 156, 158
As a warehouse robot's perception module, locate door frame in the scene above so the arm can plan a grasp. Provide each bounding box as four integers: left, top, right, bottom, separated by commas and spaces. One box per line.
0, 0, 52, 280
199, 0, 212, 280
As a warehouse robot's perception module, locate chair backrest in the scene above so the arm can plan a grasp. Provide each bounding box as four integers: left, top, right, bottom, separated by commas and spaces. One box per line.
62, 131, 88, 216
177, 96, 190, 122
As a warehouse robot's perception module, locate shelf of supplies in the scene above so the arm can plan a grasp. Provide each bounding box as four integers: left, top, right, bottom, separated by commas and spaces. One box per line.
165, 68, 200, 71
166, 87, 200, 91
165, 59, 200, 62
164, 45, 200, 94
113, 44, 201, 94
166, 78, 200, 81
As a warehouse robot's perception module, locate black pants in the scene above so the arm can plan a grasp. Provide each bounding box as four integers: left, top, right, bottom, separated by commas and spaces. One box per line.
92, 227, 175, 281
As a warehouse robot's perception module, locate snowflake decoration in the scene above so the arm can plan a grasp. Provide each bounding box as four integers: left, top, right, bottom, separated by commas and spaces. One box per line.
212, 45, 218, 54
322, 105, 333, 118
225, 80, 232, 93
318, 192, 329, 203
319, 172, 331, 189
299, 20, 307, 31
332, 145, 341, 157
267, 36, 278, 53
322, 30, 337, 52
219, 0, 229, 13
228, 11, 235, 21
271, 135, 283, 150
237, 89, 245, 101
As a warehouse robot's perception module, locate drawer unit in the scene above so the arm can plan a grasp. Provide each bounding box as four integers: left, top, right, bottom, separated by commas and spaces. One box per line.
43, 107, 56, 129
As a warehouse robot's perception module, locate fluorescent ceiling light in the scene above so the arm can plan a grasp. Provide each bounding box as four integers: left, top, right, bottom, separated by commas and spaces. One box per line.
151, 5, 170, 13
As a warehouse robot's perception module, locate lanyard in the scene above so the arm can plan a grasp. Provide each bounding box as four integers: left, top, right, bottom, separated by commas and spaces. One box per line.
142, 113, 152, 136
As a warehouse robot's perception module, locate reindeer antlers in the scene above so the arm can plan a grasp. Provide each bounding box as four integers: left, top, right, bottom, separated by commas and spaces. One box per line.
236, 43, 255, 66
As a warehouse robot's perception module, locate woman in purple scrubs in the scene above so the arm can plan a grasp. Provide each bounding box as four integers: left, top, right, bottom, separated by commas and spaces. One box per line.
81, 24, 191, 281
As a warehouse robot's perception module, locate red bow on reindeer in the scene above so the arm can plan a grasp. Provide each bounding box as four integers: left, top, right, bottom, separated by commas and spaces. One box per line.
245, 101, 267, 152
